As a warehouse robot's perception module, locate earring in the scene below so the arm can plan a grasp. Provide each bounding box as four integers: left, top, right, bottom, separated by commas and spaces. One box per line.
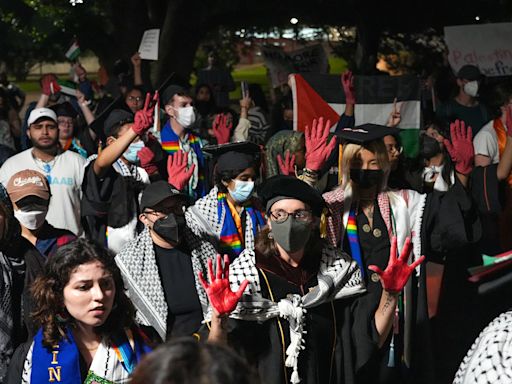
267, 231, 274, 239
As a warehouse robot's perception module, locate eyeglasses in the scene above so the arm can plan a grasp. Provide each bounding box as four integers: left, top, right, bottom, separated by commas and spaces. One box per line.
269, 209, 312, 224
127, 96, 143, 102
386, 144, 403, 155
58, 119, 73, 126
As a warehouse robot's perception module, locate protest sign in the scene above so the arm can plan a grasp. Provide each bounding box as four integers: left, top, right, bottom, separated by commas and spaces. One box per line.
261, 44, 328, 87
138, 29, 160, 61
444, 23, 512, 77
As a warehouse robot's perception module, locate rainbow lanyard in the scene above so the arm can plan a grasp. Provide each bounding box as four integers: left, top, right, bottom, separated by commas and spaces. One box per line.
347, 206, 365, 278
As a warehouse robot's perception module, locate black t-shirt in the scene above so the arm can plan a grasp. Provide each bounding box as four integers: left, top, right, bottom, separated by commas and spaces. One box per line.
154, 244, 203, 338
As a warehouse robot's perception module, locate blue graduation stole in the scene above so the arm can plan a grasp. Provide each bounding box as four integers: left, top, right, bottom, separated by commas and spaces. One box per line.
31, 328, 81, 384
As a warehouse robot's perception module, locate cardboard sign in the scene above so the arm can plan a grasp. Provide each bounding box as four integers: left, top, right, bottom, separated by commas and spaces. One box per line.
444, 23, 512, 77
261, 44, 328, 87
138, 29, 160, 61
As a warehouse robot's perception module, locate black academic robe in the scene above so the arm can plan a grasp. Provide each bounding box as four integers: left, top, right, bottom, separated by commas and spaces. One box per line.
226, 252, 379, 384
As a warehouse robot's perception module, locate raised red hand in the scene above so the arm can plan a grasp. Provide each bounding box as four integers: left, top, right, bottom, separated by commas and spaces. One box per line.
443, 119, 474, 175
213, 113, 232, 144
304, 117, 337, 171
341, 70, 356, 105
199, 255, 249, 316
368, 236, 425, 293
277, 150, 296, 176
132, 92, 158, 135
167, 150, 195, 191
41, 74, 60, 96
137, 146, 158, 175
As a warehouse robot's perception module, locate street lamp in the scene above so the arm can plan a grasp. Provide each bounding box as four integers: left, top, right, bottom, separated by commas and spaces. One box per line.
290, 17, 299, 25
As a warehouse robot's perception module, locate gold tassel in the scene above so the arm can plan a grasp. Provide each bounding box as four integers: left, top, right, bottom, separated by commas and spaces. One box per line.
337, 143, 343, 185
320, 208, 328, 238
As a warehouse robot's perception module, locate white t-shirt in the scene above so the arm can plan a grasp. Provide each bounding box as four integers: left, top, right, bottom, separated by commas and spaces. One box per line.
473, 120, 500, 164
0, 149, 86, 235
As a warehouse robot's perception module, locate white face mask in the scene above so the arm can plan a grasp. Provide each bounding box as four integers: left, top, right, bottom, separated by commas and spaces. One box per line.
14, 209, 47, 230
463, 81, 479, 97
175, 106, 196, 128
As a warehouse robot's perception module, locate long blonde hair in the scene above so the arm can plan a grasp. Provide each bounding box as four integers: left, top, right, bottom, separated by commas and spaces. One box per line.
340, 140, 391, 193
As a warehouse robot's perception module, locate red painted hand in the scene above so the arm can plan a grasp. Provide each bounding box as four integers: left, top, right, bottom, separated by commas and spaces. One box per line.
443, 119, 474, 175
368, 236, 425, 293
199, 255, 249, 316
132, 92, 158, 135
167, 150, 195, 191
212, 113, 233, 144
137, 146, 158, 175
277, 150, 296, 176
341, 70, 356, 105
304, 117, 337, 171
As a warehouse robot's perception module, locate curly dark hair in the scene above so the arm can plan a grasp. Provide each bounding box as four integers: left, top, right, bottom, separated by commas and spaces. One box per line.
131, 338, 259, 384
30, 238, 136, 347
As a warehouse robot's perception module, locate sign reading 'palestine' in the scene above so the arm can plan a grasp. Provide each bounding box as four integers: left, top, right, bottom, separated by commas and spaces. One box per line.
290, 73, 421, 157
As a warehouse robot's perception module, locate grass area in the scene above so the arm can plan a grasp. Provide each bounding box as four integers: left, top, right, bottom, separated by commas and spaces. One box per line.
18, 55, 348, 98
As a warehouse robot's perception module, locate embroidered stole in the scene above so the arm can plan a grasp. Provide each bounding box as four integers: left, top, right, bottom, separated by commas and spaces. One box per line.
493, 118, 512, 186
217, 193, 265, 260
30, 327, 152, 384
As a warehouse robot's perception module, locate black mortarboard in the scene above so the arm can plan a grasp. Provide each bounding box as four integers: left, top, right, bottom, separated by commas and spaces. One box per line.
259, 175, 326, 217
51, 101, 78, 118
336, 124, 400, 145
90, 96, 132, 141
161, 84, 188, 106
140, 180, 186, 212
202, 141, 261, 173
104, 109, 134, 138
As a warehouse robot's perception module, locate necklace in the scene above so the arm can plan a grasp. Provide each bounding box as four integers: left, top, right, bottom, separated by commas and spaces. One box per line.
31, 151, 57, 176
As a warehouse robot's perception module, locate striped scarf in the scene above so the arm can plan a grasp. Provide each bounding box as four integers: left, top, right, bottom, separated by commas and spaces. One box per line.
160, 121, 206, 199
347, 206, 365, 278
217, 193, 265, 260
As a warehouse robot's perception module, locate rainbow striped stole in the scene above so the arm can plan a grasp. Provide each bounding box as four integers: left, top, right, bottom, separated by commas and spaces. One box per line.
216, 193, 265, 260
347, 207, 365, 278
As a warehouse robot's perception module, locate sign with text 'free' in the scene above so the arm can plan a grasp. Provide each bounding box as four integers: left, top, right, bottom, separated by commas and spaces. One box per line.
444, 22, 512, 77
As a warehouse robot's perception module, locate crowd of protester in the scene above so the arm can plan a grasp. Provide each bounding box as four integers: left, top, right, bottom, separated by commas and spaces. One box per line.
0, 51, 512, 384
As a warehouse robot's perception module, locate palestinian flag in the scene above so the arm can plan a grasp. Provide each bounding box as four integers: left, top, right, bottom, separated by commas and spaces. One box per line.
65, 40, 81, 61
56, 79, 77, 97
290, 73, 421, 157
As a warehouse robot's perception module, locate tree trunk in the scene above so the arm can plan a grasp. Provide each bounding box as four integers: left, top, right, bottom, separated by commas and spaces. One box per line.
354, 17, 382, 75
155, 0, 210, 86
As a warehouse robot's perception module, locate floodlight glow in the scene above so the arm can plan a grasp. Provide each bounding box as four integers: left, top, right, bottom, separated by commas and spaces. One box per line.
290, 18, 299, 25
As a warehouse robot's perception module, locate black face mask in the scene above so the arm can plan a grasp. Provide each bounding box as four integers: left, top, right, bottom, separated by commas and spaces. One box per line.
420, 135, 442, 160
152, 213, 186, 245
350, 169, 384, 189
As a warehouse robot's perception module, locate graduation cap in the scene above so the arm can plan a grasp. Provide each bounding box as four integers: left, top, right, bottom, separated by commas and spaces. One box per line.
258, 175, 326, 217
89, 95, 132, 142
51, 101, 78, 118
202, 141, 261, 173
336, 124, 400, 145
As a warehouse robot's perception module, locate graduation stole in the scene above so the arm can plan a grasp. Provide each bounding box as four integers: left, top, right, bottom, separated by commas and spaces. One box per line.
217, 192, 265, 259
31, 328, 82, 384
110, 327, 153, 374
160, 121, 206, 198
493, 118, 512, 186
31, 327, 152, 383
347, 206, 365, 278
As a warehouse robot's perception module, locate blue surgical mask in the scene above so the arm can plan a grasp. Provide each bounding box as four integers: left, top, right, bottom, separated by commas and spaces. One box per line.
228, 180, 254, 203
123, 141, 144, 164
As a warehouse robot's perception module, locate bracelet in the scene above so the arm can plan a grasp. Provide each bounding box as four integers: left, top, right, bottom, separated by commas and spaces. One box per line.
302, 168, 318, 177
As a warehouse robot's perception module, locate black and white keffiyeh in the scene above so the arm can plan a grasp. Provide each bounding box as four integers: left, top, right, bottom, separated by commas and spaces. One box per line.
453, 310, 512, 384
116, 227, 208, 340
185, 186, 259, 261
213, 246, 365, 384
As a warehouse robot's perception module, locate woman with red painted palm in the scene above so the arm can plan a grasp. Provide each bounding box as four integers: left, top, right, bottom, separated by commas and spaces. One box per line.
199, 175, 423, 384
